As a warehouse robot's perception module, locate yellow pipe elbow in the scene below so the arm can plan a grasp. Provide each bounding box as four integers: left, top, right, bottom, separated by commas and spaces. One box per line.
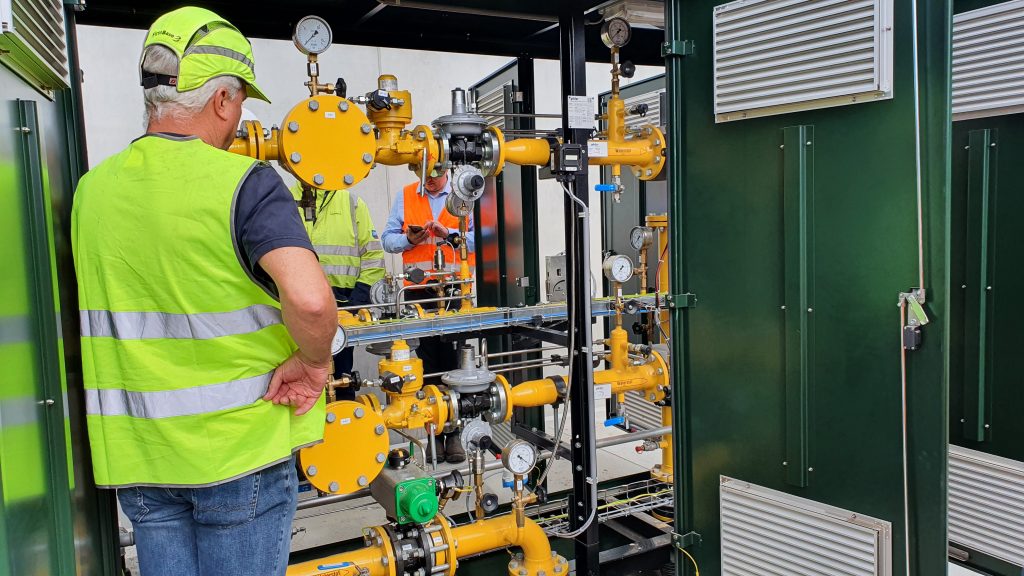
503, 137, 552, 167
451, 515, 566, 576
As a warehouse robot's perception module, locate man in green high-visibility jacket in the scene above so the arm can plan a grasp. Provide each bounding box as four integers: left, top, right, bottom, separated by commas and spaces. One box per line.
292, 185, 385, 399
70, 7, 337, 576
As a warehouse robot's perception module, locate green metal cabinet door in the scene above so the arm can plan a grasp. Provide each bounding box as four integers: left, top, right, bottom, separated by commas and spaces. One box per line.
0, 99, 76, 575
665, 1, 951, 574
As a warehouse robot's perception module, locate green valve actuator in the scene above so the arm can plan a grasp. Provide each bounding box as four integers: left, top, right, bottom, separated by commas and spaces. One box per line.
395, 477, 438, 524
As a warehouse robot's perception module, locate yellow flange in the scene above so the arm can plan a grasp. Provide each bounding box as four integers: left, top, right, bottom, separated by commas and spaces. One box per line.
279, 94, 377, 190
298, 400, 389, 494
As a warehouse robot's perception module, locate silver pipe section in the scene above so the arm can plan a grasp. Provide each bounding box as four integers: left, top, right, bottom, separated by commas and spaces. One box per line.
489, 358, 567, 371
395, 279, 474, 316
295, 426, 671, 511
485, 346, 564, 360
491, 361, 567, 375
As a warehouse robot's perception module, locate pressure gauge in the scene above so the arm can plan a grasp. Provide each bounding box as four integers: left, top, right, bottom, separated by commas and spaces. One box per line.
503, 440, 538, 475
293, 16, 332, 55
603, 254, 634, 283
629, 226, 654, 251
369, 278, 394, 306
600, 17, 632, 48
330, 324, 347, 355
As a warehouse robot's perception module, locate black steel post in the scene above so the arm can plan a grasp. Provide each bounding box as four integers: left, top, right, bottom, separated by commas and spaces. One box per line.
558, 2, 599, 574
664, 1, 695, 576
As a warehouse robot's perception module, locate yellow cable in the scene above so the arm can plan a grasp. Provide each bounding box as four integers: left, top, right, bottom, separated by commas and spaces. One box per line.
676, 546, 700, 576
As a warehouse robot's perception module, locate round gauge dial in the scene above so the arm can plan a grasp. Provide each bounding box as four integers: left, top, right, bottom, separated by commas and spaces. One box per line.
629, 226, 654, 251
330, 324, 347, 355
369, 278, 394, 306
293, 16, 332, 55
503, 440, 538, 475
600, 17, 632, 48
603, 254, 634, 283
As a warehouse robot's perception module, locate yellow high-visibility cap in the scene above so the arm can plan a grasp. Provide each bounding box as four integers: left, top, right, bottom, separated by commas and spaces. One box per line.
140, 6, 270, 103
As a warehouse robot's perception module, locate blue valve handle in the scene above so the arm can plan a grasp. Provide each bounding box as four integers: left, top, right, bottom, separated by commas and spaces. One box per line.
604, 416, 625, 427
594, 183, 618, 192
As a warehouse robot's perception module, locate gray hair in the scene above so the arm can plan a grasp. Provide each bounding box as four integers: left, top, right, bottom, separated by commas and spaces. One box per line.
141, 45, 242, 125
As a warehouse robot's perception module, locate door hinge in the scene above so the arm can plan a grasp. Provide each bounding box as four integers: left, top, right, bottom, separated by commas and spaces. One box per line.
672, 531, 702, 548
662, 40, 695, 58
666, 293, 697, 309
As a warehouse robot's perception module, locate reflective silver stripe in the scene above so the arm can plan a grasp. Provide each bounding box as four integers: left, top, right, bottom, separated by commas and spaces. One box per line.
321, 264, 360, 277
360, 258, 386, 269
408, 262, 433, 271
85, 371, 272, 419
314, 244, 360, 257
80, 304, 281, 340
360, 240, 383, 255
185, 45, 254, 71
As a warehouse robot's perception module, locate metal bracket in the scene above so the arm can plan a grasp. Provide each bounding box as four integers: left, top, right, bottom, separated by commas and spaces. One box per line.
899, 288, 930, 327
662, 40, 695, 58
672, 531, 702, 548
666, 293, 697, 309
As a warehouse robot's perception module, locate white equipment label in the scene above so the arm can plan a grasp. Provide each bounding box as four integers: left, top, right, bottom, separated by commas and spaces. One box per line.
587, 141, 608, 158
594, 383, 612, 400
325, 111, 336, 119
567, 95, 595, 130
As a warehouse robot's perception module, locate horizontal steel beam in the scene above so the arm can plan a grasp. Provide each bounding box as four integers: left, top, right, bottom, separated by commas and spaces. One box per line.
343, 294, 661, 347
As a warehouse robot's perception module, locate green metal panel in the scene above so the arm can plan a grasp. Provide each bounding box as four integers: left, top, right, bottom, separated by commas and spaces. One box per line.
1, 95, 76, 576
961, 129, 996, 443
782, 125, 815, 489
665, 1, 951, 574
951, 118, 1024, 461
0, 8, 120, 574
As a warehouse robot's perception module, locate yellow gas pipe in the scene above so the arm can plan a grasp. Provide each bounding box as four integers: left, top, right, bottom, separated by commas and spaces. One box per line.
287, 514, 567, 576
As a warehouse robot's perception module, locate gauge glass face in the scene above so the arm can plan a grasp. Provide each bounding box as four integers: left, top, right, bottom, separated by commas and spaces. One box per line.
505, 441, 537, 475
330, 324, 346, 355
602, 17, 632, 48
294, 16, 332, 55
604, 255, 633, 283
626, 226, 643, 249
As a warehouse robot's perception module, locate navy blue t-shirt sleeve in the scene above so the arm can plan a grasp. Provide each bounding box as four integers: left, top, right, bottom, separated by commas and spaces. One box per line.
233, 165, 314, 290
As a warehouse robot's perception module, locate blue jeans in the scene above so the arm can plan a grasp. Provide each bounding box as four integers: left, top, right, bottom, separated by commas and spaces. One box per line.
118, 458, 297, 576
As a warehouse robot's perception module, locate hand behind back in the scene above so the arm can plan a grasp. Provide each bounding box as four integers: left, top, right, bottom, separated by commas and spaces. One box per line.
263, 351, 329, 416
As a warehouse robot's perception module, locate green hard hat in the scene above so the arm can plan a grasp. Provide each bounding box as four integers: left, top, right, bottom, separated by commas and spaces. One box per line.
140, 6, 270, 103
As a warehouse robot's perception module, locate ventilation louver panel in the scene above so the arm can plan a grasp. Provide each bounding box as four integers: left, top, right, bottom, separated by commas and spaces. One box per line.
475, 83, 509, 130
624, 89, 665, 132
713, 0, 893, 122
0, 0, 70, 94
622, 390, 663, 431
720, 476, 892, 576
948, 445, 1024, 566
953, 0, 1024, 120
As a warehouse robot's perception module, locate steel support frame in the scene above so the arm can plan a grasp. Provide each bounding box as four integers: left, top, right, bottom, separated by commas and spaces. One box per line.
558, 3, 600, 574
663, 2, 696, 575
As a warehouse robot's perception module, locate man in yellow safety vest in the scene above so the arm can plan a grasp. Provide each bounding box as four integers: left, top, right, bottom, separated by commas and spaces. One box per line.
71, 7, 337, 575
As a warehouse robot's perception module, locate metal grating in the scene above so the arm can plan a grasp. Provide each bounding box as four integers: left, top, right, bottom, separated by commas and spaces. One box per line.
713, 0, 894, 123
953, 0, 1024, 120
949, 445, 1024, 566
720, 476, 892, 576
